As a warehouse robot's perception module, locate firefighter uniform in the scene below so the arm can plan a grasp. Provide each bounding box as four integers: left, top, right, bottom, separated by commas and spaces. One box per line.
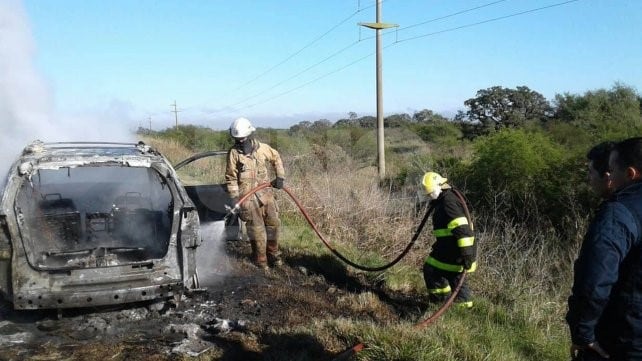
423, 187, 477, 307
226, 138, 285, 267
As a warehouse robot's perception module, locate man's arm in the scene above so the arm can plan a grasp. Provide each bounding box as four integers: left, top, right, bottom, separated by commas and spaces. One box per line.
225, 149, 240, 198
267, 145, 285, 179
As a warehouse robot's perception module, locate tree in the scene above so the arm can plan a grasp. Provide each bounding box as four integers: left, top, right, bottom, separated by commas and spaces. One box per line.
288, 120, 313, 134
412, 109, 449, 123
459, 86, 552, 136
384, 113, 411, 128
552, 83, 642, 140
358, 116, 376, 128
310, 119, 332, 131
410, 120, 462, 144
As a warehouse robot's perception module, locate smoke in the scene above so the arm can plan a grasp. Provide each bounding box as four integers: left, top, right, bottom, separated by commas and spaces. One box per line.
0, 0, 136, 187
0, 0, 55, 174
196, 221, 231, 287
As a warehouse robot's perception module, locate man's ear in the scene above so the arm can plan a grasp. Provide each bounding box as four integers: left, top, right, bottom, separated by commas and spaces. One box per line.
626, 167, 641, 180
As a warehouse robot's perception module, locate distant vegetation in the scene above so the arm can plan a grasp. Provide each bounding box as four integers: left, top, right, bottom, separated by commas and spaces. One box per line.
140, 82, 642, 360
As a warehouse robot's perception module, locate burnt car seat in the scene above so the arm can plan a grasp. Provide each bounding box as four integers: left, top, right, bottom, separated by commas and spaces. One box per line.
37, 193, 81, 244
111, 193, 162, 251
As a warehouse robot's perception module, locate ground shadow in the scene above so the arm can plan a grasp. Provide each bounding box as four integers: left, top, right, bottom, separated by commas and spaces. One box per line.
286, 253, 430, 320
206, 331, 333, 361
222, 233, 432, 320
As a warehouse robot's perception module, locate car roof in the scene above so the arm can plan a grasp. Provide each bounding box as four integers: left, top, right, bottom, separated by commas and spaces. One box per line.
19, 141, 166, 169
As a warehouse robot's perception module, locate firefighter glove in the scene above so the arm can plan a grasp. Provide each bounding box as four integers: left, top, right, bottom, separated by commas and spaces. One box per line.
462, 254, 474, 270
271, 177, 284, 189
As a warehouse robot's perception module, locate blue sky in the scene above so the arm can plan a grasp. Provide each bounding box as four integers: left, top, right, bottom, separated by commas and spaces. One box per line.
12, 0, 642, 131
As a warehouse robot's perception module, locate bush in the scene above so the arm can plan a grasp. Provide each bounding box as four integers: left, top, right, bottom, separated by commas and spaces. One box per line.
462, 129, 584, 241
156, 125, 232, 151
409, 121, 463, 146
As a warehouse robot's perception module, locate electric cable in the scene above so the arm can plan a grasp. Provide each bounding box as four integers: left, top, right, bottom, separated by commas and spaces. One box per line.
243, 51, 374, 110
395, 0, 580, 44
224, 0, 509, 112
230, 0, 581, 112
230, 0, 384, 94
359, 0, 509, 43
226, 41, 362, 110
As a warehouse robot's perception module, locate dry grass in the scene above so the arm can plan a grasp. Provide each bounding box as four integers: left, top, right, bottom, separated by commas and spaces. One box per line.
140, 136, 191, 164
336, 292, 396, 319
280, 149, 425, 265
144, 133, 573, 360
141, 136, 226, 185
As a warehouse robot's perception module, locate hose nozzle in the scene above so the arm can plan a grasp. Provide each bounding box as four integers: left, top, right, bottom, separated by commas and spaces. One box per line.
223, 203, 240, 225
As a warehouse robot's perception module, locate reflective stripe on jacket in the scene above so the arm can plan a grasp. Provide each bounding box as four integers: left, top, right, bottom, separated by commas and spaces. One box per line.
425, 188, 476, 272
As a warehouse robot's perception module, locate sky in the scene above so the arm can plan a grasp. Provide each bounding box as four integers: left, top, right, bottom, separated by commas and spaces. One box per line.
3, 0, 642, 137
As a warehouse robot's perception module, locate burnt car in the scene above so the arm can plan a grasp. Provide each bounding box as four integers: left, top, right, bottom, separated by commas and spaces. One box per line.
0, 141, 235, 310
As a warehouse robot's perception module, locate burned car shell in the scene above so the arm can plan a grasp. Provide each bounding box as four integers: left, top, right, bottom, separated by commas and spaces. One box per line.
0, 141, 202, 310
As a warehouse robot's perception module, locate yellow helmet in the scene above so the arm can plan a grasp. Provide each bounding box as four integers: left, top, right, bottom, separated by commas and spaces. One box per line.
421, 172, 448, 194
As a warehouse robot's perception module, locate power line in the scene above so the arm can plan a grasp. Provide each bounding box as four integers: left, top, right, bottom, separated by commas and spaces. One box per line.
170, 101, 181, 130
231, 1, 383, 94
396, 0, 580, 43
222, 0, 514, 112
243, 52, 375, 110
398, 0, 507, 32
226, 40, 362, 110
231, 0, 581, 112
357, 0, 509, 43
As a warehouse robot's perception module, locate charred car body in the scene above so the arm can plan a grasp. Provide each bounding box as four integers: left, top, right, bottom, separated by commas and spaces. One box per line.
0, 141, 235, 310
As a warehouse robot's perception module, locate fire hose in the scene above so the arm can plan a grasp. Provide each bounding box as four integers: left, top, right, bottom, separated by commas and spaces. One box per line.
227, 183, 435, 272
225, 182, 472, 359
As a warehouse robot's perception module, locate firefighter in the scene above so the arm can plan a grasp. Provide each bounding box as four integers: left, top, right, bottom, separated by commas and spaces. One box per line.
421, 172, 476, 308
225, 117, 286, 270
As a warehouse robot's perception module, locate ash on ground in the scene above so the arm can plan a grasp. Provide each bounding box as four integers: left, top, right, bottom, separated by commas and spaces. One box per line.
0, 237, 425, 361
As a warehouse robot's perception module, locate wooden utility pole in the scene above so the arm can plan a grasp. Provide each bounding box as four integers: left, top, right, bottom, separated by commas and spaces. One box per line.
148, 116, 152, 133
170, 101, 181, 130
359, 0, 397, 180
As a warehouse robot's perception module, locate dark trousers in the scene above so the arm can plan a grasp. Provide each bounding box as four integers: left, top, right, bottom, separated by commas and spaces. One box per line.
423, 264, 471, 303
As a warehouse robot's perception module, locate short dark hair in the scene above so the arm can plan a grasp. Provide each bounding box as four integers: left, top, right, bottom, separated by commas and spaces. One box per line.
612, 137, 642, 172
587, 141, 615, 175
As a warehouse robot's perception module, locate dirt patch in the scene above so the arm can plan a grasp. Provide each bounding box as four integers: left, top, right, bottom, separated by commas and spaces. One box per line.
0, 239, 425, 361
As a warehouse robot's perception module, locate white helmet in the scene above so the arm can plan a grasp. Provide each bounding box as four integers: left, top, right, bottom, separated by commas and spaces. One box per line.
230, 117, 256, 138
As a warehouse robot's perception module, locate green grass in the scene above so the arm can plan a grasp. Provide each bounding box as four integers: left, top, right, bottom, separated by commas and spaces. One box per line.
146, 132, 573, 361
297, 298, 568, 361
279, 216, 569, 361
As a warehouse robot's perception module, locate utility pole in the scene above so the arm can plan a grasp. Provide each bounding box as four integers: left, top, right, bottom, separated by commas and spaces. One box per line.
170, 101, 181, 130
148, 116, 152, 134
359, 0, 397, 180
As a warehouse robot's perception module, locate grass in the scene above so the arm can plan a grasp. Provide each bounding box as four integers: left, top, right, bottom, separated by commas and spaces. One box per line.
276, 214, 570, 361
141, 133, 573, 361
